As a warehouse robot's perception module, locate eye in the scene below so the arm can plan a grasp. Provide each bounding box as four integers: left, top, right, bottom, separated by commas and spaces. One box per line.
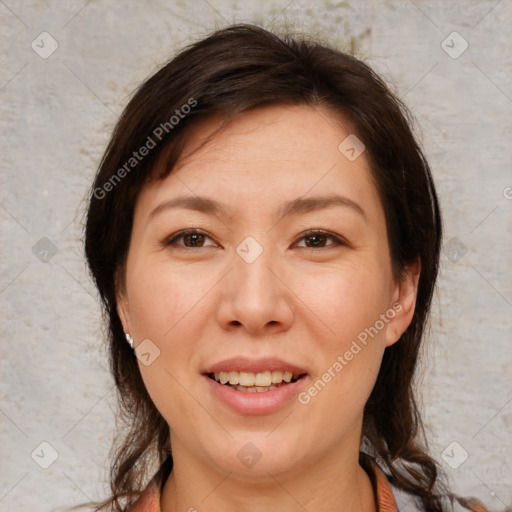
163, 229, 217, 248
295, 230, 345, 249
162, 229, 345, 250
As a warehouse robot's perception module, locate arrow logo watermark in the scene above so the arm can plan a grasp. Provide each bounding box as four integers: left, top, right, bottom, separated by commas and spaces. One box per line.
31, 32, 59, 59
32, 236, 58, 263
338, 134, 365, 162
236, 236, 263, 264
441, 441, 469, 469
31, 441, 59, 469
135, 339, 161, 366
237, 442, 262, 468
441, 31, 468, 60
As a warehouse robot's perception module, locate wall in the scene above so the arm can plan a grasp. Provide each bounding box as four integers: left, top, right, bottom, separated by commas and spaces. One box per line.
0, 1, 511, 510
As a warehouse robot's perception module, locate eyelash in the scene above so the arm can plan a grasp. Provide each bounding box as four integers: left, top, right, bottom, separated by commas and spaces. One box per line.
162, 229, 346, 250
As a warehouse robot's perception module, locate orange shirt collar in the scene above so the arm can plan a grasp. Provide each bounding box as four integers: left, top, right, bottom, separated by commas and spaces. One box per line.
130, 461, 398, 512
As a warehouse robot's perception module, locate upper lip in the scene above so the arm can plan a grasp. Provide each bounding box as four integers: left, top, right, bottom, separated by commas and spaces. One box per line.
202, 357, 308, 375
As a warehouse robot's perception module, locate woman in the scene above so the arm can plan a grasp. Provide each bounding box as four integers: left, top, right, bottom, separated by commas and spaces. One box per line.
82, 24, 488, 512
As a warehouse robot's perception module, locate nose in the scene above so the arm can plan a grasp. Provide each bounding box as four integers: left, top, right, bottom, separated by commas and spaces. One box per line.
216, 244, 294, 336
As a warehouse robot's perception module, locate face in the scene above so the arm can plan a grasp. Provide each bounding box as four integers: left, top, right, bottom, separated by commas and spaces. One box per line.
117, 104, 419, 481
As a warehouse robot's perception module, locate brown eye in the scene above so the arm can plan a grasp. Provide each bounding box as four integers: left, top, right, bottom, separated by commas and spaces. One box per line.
304, 234, 329, 247
163, 229, 216, 248
296, 230, 344, 249
183, 233, 206, 247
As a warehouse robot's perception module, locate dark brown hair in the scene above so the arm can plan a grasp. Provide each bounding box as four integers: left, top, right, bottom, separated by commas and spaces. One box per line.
82, 23, 462, 512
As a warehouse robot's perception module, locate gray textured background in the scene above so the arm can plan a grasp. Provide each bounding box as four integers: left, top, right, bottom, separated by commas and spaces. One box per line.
1, 1, 511, 511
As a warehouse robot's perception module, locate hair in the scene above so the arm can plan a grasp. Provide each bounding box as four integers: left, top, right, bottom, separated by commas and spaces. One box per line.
82, 22, 467, 512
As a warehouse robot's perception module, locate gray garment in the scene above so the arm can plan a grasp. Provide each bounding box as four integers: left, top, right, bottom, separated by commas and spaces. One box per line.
392, 484, 424, 511
391, 482, 473, 512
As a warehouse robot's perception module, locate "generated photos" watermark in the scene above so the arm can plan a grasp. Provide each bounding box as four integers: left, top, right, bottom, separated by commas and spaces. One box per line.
298, 302, 403, 405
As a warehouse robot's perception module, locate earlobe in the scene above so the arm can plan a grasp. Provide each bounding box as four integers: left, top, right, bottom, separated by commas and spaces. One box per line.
385, 258, 421, 347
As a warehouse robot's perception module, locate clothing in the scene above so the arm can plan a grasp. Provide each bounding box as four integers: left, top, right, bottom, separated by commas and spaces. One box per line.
127, 455, 487, 512
128, 461, 397, 511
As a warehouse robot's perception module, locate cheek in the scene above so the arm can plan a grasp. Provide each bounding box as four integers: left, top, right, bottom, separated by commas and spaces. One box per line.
139, 358, 211, 449
296, 262, 391, 409
127, 264, 213, 427
299, 260, 391, 346
297, 302, 385, 445
127, 261, 214, 339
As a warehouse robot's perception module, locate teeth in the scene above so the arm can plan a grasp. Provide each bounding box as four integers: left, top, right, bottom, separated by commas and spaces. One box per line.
282, 371, 293, 383
213, 370, 299, 386
239, 371, 255, 386
236, 385, 278, 393
255, 371, 271, 387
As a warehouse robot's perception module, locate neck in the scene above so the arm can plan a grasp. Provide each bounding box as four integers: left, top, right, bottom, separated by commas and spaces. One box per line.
160, 435, 376, 512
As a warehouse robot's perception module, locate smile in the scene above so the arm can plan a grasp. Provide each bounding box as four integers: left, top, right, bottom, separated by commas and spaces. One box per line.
208, 370, 304, 393
204, 371, 308, 414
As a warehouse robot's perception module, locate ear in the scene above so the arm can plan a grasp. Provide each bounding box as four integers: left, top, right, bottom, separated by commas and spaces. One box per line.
116, 290, 132, 335
384, 258, 421, 347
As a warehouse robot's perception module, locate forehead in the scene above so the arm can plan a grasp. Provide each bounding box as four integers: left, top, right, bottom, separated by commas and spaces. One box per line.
136, 104, 384, 223
174, 104, 358, 173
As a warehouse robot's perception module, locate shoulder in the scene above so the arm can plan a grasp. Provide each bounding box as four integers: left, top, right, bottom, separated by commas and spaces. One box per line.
366, 454, 487, 512
390, 482, 489, 512
51, 507, 99, 512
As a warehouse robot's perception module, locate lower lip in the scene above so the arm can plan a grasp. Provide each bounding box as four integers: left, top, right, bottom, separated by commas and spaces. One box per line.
203, 375, 308, 415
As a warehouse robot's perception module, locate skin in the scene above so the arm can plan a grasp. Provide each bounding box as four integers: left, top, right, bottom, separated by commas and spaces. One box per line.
116, 104, 420, 512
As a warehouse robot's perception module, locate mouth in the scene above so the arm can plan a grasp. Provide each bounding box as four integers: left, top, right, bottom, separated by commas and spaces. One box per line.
206, 370, 307, 393
201, 357, 309, 414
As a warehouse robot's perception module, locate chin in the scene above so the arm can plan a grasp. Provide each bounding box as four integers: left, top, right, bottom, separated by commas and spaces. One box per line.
203, 434, 306, 480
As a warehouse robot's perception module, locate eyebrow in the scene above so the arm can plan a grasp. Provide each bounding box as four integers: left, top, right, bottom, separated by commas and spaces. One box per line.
147, 193, 367, 224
